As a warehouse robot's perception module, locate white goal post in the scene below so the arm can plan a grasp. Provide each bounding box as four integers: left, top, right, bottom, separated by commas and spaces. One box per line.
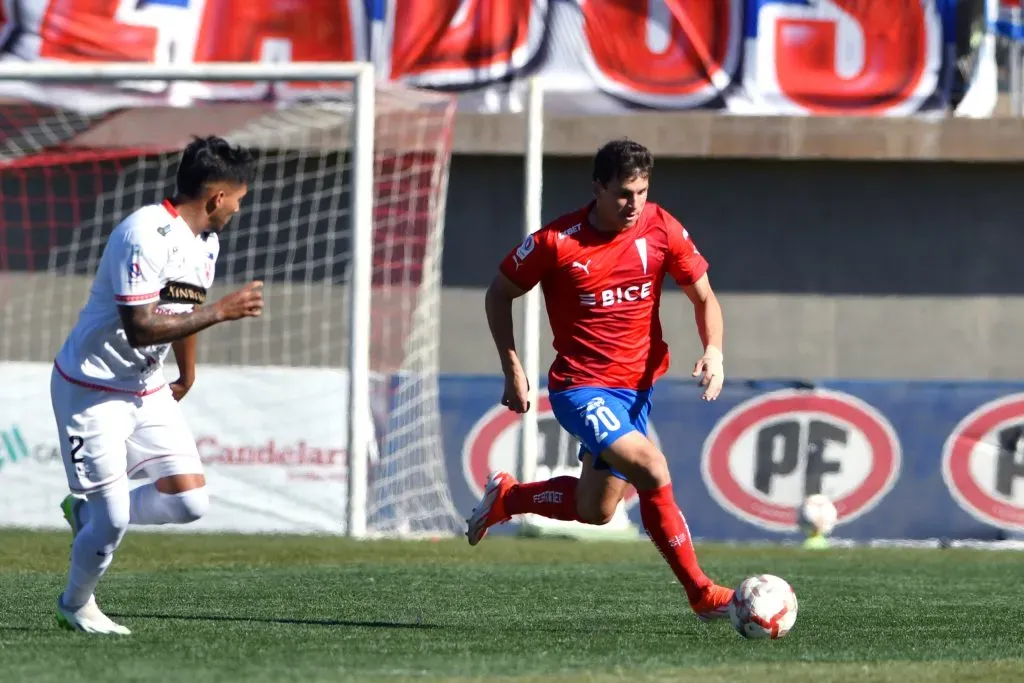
0, 62, 462, 538
516, 77, 636, 540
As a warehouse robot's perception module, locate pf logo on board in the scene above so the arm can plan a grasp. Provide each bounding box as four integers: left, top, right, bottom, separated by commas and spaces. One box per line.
462, 390, 659, 508
943, 394, 1024, 532
701, 390, 901, 532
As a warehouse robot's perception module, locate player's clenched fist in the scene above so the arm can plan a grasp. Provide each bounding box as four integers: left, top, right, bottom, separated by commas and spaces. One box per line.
214, 281, 265, 320
501, 367, 531, 413
693, 345, 724, 401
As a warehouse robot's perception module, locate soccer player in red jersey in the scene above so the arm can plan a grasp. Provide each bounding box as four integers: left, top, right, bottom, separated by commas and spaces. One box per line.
468, 139, 734, 621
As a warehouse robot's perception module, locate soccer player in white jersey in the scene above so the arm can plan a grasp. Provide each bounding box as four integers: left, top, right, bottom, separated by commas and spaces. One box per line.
50, 136, 264, 635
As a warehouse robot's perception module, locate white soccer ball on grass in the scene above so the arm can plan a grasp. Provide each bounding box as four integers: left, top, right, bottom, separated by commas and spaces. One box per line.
728, 574, 798, 640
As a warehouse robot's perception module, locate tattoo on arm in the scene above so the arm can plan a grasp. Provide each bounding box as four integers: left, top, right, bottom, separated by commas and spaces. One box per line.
119, 304, 222, 347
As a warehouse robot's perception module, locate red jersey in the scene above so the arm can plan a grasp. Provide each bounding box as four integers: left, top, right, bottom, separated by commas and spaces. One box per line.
499, 201, 708, 392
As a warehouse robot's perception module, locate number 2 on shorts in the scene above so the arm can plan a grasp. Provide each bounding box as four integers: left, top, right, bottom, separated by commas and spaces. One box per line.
68, 434, 88, 479
68, 435, 85, 463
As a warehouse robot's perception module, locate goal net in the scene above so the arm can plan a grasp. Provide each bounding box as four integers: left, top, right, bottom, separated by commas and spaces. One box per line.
0, 65, 463, 538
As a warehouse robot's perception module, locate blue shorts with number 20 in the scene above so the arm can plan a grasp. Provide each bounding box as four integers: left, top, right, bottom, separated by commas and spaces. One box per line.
548, 386, 653, 482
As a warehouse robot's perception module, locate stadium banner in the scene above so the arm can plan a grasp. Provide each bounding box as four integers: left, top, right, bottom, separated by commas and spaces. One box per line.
0, 0, 998, 117
444, 375, 1024, 542
6, 363, 1024, 540
0, 361, 367, 534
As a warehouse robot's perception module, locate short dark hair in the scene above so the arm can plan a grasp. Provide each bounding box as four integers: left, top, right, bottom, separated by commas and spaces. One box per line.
176, 135, 256, 198
592, 138, 653, 186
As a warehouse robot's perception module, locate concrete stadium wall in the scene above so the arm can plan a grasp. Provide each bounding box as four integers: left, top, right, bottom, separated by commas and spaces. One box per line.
7, 274, 1023, 380
3, 152, 1024, 380
441, 155, 1024, 380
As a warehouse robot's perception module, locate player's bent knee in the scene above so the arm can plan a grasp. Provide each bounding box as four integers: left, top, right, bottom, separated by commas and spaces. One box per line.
604, 434, 671, 491
630, 441, 669, 484
104, 501, 132, 535
97, 515, 131, 550
85, 489, 131, 551
167, 487, 209, 524
637, 453, 671, 491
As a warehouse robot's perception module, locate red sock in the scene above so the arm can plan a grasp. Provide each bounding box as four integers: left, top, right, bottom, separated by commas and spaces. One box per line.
639, 484, 711, 604
504, 476, 582, 522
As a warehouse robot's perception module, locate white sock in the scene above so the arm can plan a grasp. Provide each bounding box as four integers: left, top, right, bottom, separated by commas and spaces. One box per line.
129, 485, 209, 525
63, 482, 130, 610
76, 498, 92, 528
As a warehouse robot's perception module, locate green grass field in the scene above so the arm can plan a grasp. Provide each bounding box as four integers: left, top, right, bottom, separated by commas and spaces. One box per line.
1, 530, 1022, 683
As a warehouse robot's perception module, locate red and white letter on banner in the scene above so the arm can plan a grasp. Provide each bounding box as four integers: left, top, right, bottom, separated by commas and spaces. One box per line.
744, 0, 942, 115
194, 0, 363, 64
5, 1, 364, 99
386, 0, 548, 86
577, 0, 742, 108
193, 0, 365, 99
10, 0, 166, 62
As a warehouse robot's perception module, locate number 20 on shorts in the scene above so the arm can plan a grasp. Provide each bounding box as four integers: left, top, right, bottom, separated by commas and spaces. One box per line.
585, 400, 621, 441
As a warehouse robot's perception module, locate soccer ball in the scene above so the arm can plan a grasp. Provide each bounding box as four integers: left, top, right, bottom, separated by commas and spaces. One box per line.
728, 574, 798, 640
797, 494, 838, 537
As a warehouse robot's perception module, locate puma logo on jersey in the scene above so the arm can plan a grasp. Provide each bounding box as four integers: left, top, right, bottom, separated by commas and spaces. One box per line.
572, 260, 591, 274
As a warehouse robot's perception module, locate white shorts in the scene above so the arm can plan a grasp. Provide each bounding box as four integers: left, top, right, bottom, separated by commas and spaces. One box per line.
50, 368, 204, 493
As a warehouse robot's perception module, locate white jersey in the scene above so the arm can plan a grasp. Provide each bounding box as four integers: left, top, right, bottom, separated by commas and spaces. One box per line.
55, 200, 220, 395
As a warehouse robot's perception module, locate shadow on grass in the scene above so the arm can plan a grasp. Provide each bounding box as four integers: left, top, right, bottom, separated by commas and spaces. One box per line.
108, 612, 441, 629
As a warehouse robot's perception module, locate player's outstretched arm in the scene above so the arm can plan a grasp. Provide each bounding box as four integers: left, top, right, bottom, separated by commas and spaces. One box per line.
485, 273, 531, 413
118, 281, 264, 348
682, 273, 725, 401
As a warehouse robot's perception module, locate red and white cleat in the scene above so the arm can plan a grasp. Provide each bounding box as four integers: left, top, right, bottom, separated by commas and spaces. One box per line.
466, 471, 517, 546
692, 584, 735, 623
